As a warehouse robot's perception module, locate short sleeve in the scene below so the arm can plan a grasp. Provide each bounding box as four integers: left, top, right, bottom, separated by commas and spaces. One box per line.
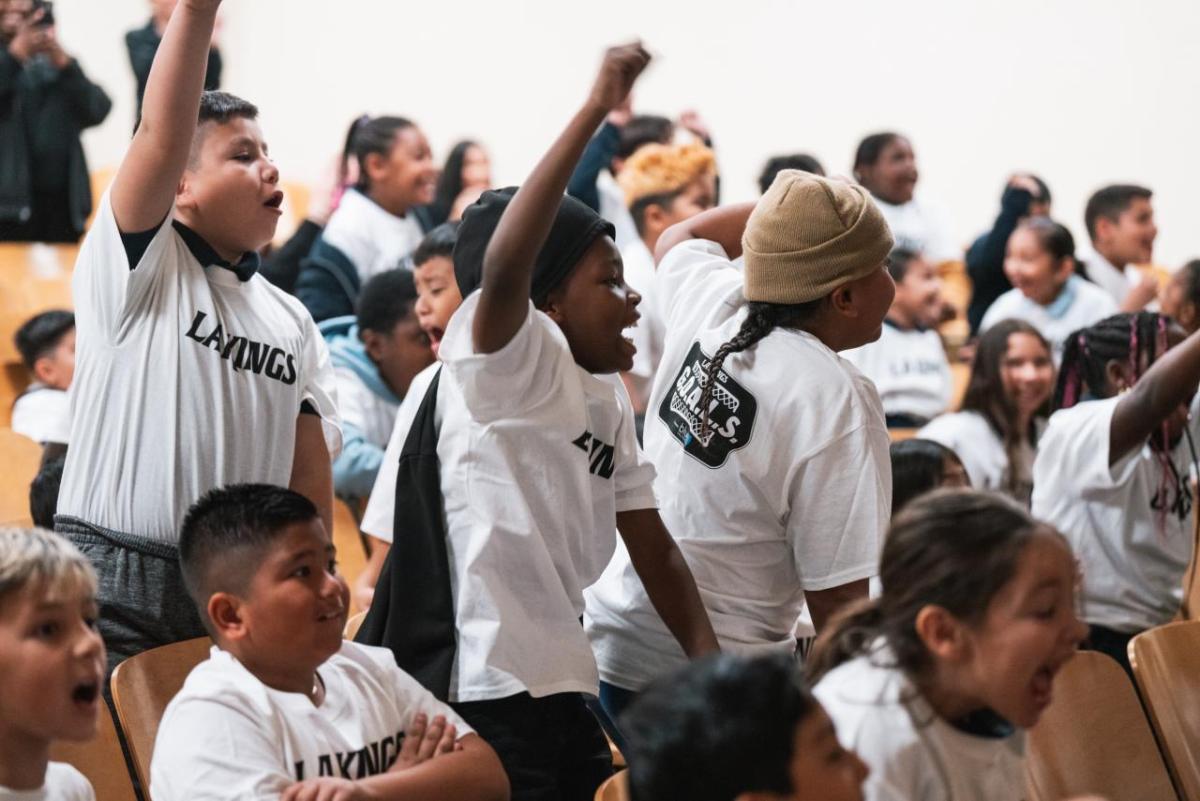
356, 644, 474, 738
1036, 397, 1137, 490
297, 317, 343, 459
787, 428, 886, 591
150, 696, 291, 801
656, 239, 739, 332
611, 378, 657, 512
72, 190, 177, 342
361, 364, 439, 542
440, 291, 564, 424
45, 763, 95, 801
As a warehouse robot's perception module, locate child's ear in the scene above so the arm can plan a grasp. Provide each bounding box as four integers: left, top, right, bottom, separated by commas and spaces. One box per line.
364, 152, 388, 185
360, 329, 386, 363
1104, 359, 1135, 395
208, 592, 247, 641
539, 288, 568, 324
829, 284, 857, 317
176, 174, 195, 212
1180, 302, 1198, 333
914, 605, 969, 661
32, 356, 57, 386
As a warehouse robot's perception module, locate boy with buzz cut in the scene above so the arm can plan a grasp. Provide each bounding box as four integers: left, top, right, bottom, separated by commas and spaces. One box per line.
11, 309, 75, 446
0, 527, 106, 801
54, 0, 341, 674
1082, 183, 1160, 311
151, 484, 508, 801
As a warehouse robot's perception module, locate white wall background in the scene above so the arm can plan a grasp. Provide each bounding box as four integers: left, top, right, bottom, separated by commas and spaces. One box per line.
58, 0, 1200, 266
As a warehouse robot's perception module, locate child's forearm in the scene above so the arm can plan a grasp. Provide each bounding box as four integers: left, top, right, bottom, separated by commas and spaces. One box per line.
367, 737, 509, 801
473, 101, 608, 354
111, 0, 220, 232
654, 202, 756, 264
1113, 328, 1200, 461
617, 509, 720, 657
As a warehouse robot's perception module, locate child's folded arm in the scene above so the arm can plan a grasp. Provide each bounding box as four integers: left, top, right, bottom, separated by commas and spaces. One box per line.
110, 0, 221, 234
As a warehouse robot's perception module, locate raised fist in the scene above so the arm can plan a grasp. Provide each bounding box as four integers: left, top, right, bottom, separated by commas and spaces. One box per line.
588, 42, 651, 115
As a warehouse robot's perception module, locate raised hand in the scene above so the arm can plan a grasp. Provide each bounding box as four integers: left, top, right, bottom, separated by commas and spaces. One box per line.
588, 42, 651, 115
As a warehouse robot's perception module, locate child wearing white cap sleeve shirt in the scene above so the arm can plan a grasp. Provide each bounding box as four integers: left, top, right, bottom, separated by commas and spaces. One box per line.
586, 170, 895, 743
843, 248, 951, 428
1033, 311, 1200, 674
53, 0, 340, 672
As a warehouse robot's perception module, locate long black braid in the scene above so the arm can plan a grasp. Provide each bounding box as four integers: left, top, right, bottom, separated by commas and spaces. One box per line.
698, 300, 821, 438
1054, 312, 1166, 412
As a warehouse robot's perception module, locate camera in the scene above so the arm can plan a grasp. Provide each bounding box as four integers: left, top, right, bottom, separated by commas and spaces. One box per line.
31, 0, 55, 28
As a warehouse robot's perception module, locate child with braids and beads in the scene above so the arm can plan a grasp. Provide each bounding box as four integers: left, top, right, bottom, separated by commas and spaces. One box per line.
1032, 312, 1200, 674
585, 172, 895, 743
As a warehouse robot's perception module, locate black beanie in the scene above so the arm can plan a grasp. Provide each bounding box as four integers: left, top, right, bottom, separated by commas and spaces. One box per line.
452, 187, 616, 305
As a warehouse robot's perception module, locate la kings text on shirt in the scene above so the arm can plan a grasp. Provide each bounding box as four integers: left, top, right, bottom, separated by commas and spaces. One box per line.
185, 310, 298, 385
292, 729, 407, 780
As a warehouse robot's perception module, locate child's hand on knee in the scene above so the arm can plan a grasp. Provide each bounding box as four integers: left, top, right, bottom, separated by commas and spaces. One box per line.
588, 42, 651, 114
392, 713, 458, 770
281, 777, 368, 801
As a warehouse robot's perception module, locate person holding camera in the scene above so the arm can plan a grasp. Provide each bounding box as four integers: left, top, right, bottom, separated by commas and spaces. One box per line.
0, 0, 111, 243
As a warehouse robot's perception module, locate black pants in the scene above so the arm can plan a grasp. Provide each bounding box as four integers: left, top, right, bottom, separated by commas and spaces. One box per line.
55, 516, 206, 677
452, 692, 612, 801
1083, 623, 1136, 680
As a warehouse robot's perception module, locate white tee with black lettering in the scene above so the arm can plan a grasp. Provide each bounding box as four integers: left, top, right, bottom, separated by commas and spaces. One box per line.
585, 238, 889, 691
431, 292, 655, 702
1033, 397, 1199, 633
0, 763, 94, 801
360, 363, 440, 543
919, 411, 1038, 505
843, 322, 952, 422
57, 193, 341, 543
150, 642, 472, 801
815, 646, 1026, 801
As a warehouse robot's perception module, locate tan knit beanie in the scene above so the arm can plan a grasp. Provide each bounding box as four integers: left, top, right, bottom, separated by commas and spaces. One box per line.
742, 171, 894, 304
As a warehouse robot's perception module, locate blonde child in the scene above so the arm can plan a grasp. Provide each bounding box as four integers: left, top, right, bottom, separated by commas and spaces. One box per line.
0, 527, 105, 800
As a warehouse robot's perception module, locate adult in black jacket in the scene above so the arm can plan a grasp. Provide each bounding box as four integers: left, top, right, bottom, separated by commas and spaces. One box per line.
965, 174, 1051, 334
125, 0, 221, 129
0, 1, 111, 243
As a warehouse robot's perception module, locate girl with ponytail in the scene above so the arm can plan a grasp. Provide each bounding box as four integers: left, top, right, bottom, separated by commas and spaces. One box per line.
585, 171, 896, 743
1032, 311, 1200, 673
810, 490, 1086, 801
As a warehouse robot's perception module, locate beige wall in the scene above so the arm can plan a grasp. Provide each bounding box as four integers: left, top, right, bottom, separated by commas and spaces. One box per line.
60, 0, 1200, 266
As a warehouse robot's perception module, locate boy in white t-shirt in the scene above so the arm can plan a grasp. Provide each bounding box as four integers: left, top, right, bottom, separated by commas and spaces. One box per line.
843, 248, 952, 427
615, 141, 717, 414
11, 310, 74, 446
0, 527, 105, 801
54, 0, 340, 673
356, 43, 718, 801
152, 484, 507, 801
323, 268, 433, 500
1080, 184, 1159, 311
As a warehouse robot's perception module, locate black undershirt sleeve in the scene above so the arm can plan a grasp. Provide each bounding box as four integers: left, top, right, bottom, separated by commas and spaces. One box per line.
119, 218, 167, 270
300, 400, 318, 416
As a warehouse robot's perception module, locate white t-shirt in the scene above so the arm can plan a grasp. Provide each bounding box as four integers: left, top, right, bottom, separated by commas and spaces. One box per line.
919, 411, 1038, 505
843, 322, 952, 423
419, 292, 655, 702
980, 276, 1118, 365
10, 385, 70, 445
874, 197, 959, 264
151, 642, 471, 801
0, 764, 93, 801
334, 367, 399, 454
57, 192, 341, 543
1079, 246, 1141, 307
321, 189, 425, 282
621, 238, 666, 408
360, 363, 440, 542
815, 649, 1025, 801
585, 239, 889, 690
1032, 396, 1199, 633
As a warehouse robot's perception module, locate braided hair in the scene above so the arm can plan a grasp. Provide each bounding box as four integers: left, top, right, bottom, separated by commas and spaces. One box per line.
697, 300, 821, 438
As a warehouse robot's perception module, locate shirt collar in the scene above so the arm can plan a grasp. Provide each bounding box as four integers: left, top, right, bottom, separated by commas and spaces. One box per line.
883, 316, 926, 333
172, 220, 260, 282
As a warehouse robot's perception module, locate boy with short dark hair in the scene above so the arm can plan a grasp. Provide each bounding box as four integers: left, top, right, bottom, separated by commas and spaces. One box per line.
1082, 183, 1159, 310
11, 309, 74, 445
0, 526, 105, 800
151, 484, 508, 801
323, 268, 433, 499
55, 0, 341, 673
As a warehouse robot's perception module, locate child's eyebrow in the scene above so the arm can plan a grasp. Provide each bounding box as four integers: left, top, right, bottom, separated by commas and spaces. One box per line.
226, 135, 260, 151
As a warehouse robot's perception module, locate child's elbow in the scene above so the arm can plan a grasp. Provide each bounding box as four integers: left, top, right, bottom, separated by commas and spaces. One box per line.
463, 737, 511, 801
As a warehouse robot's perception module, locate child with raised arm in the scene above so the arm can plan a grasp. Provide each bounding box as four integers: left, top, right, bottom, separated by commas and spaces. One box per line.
54, 0, 340, 672
357, 43, 718, 801
151, 484, 508, 801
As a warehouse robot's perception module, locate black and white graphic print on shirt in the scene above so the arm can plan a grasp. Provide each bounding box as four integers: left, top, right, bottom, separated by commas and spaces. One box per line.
657, 341, 758, 468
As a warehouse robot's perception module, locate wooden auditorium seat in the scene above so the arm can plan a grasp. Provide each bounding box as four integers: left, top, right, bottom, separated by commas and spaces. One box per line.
0, 428, 42, 526
594, 770, 630, 801
1130, 621, 1200, 800
49, 702, 138, 801
332, 497, 369, 613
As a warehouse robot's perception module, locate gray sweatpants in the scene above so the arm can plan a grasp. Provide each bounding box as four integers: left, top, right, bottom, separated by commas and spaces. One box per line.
55, 516, 206, 677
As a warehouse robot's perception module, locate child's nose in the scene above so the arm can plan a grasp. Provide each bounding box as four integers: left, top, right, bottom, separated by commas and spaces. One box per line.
263, 161, 280, 185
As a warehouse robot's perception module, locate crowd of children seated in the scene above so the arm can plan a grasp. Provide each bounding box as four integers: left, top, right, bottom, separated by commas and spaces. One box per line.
3, 1, 1197, 799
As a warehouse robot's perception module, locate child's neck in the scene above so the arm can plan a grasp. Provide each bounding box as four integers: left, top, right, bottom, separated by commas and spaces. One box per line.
234, 649, 322, 701
886, 309, 918, 331
0, 725, 50, 791
1095, 242, 1128, 271
366, 188, 409, 219
174, 209, 248, 264
919, 667, 986, 724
